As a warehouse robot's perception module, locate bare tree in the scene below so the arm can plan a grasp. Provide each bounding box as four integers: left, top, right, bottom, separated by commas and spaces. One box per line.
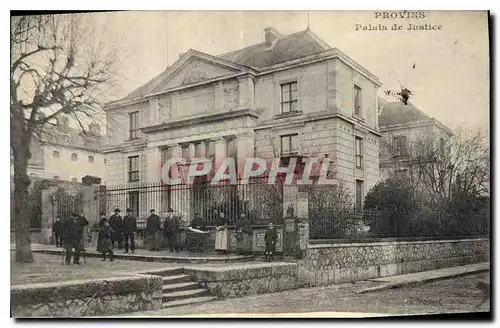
10, 14, 123, 262
381, 129, 489, 206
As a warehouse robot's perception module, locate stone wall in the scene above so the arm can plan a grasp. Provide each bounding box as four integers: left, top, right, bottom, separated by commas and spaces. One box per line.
300, 238, 489, 287
11, 274, 162, 317
184, 262, 300, 298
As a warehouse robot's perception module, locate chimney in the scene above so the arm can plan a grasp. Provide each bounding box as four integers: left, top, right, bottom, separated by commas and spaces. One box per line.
264, 27, 281, 45
89, 123, 101, 136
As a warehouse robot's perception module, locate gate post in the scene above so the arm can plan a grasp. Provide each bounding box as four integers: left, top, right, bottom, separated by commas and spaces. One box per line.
82, 176, 101, 227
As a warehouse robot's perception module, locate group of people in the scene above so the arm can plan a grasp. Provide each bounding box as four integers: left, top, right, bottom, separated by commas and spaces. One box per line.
53, 207, 280, 263
51, 212, 89, 265
145, 208, 182, 252
96, 208, 138, 261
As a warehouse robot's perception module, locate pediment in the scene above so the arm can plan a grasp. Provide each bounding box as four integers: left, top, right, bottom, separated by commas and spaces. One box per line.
150, 57, 243, 93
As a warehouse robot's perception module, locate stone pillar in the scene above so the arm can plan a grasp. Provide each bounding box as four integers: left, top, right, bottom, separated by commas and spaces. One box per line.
171, 91, 180, 118
82, 184, 99, 227
214, 81, 224, 112
237, 75, 255, 109
169, 144, 190, 220
235, 131, 255, 179
281, 185, 310, 260
40, 188, 58, 244
148, 97, 159, 124
145, 147, 162, 182
297, 191, 310, 256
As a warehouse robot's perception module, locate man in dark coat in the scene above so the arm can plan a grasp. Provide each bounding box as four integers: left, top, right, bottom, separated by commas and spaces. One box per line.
146, 209, 161, 251
98, 219, 114, 261
52, 216, 63, 247
164, 208, 181, 252
61, 213, 82, 265
77, 212, 89, 251
96, 214, 108, 253
109, 208, 123, 249
264, 221, 278, 262
190, 212, 207, 231
122, 208, 137, 253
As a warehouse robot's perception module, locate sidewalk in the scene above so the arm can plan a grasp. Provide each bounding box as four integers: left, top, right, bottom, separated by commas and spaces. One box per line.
10, 243, 254, 264
356, 262, 490, 294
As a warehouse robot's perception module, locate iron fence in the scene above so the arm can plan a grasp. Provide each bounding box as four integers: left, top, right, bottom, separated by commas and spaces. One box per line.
309, 208, 490, 240
95, 177, 284, 229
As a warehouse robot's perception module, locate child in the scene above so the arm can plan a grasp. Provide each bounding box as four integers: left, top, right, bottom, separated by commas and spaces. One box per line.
98, 219, 114, 262
264, 221, 278, 262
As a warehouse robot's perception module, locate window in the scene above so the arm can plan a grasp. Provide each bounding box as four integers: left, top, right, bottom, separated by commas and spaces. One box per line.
355, 137, 363, 169
53, 150, 60, 159
128, 156, 139, 182
88, 155, 94, 163
29, 173, 37, 177
280, 134, 299, 155
104, 158, 107, 165
129, 111, 139, 140
71, 178, 78, 183
127, 191, 139, 217
280, 82, 298, 113
71, 153, 78, 161
393, 135, 408, 157
355, 179, 363, 212
354, 85, 362, 117
395, 169, 409, 180
439, 137, 445, 155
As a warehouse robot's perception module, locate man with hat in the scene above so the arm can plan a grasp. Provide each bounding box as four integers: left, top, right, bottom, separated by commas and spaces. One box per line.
164, 208, 181, 253
61, 212, 82, 265
146, 209, 161, 251
122, 208, 137, 253
109, 208, 123, 249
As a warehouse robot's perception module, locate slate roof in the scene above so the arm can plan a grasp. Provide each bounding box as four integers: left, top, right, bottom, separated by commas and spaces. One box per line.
38, 124, 103, 152
378, 98, 433, 127
218, 29, 331, 68
118, 28, 331, 103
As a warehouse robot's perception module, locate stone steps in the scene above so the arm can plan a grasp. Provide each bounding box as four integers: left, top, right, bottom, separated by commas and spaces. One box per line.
162, 274, 192, 284
162, 281, 200, 293
162, 295, 218, 309
162, 288, 211, 302
150, 267, 215, 309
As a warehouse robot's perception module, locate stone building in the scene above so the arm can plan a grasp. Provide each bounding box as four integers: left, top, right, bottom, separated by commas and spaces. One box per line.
10, 116, 106, 182
378, 97, 453, 182
102, 27, 382, 218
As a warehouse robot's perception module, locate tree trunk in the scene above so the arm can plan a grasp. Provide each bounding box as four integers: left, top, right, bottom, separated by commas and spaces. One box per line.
12, 142, 34, 263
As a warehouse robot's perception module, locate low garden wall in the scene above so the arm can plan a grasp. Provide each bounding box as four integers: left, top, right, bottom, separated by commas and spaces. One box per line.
300, 237, 489, 287
11, 274, 162, 317
184, 262, 300, 298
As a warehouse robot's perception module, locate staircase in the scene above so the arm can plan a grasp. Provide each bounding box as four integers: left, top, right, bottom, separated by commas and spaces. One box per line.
151, 268, 217, 309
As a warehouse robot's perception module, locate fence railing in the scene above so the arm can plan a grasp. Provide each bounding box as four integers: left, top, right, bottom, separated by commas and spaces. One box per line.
95, 177, 284, 227
309, 208, 490, 240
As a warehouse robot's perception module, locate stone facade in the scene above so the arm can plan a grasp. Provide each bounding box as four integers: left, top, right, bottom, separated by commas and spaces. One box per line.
184, 262, 300, 298
102, 28, 382, 218
300, 238, 489, 287
11, 275, 162, 317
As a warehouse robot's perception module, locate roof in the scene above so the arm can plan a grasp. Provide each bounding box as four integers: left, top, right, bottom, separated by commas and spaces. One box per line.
116, 28, 331, 104
218, 29, 331, 68
378, 99, 433, 127
37, 124, 103, 153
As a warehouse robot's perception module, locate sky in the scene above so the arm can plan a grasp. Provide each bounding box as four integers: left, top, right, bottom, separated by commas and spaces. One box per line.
89, 10, 489, 132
